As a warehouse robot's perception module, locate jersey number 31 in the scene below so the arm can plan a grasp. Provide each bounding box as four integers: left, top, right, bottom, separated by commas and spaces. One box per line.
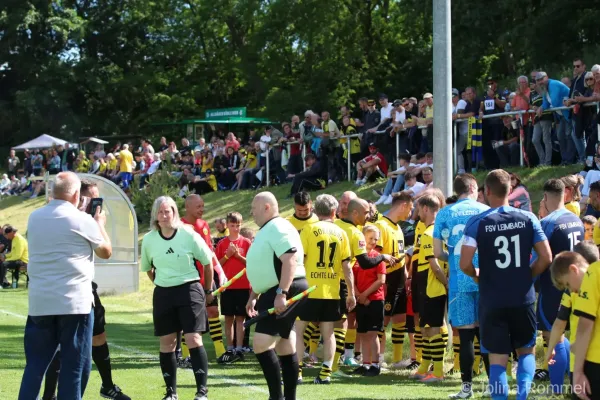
494, 235, 521, 269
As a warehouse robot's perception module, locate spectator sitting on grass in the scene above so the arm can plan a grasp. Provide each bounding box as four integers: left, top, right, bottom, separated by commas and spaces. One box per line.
403, 170, 425, 198
374, 154, 415, 205
355, 143, 388, 186
508, 172, 532, 211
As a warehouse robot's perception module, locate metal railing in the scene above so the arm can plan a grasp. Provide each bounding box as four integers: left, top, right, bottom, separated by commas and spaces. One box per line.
260, 101, 599, 187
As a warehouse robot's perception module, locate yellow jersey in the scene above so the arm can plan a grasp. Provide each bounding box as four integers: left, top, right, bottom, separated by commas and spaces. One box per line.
245, 153, 257, 169
417, 224, 448, 298
216, 229, 229, 238
565, 201, 580, 216
119, 149, 133, 173
108, 158, 118, 171
573, 261, 600, 363
287, 213, 319, 233
374, 216, 405, 274
558, 291, 579, 372
300, 221, 351, 299
334, 219, 367, 265
594, 221, 600, 246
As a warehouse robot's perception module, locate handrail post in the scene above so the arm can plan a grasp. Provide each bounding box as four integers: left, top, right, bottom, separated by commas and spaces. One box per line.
395, 131, 400, 171
302, 142, 306, 171
452, 122, 457, 174
519, 114, 524, 167
265, 146, 270, 188
347, 137, 351, 182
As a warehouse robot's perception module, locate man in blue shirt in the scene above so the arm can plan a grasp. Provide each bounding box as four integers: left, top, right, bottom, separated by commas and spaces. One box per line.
434, 174, 489, 399
533, 179, 583, 391
460, 169, 552, 400
536, 71, 579, 164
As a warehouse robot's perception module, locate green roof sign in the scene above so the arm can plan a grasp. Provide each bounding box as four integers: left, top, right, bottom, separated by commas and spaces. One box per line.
205, 107, 247, 119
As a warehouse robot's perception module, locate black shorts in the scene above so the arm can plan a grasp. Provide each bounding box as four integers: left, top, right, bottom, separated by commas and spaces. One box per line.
207, 271, 220, 308
299, 299, 341, 322
221, 289, 250, 317
415, 269, 429, 316
92, 284, 106, 336
255, 278, 309, 339
582, 361, 600, 400
411, 264, 420, 313
479, 303, 536, 355
339, 280, 348, 317
356, 301, 385, 333
406, 315, 415, 333
384, 269, 407, 316
153, 281, 207, 336
419, 295, 447, 328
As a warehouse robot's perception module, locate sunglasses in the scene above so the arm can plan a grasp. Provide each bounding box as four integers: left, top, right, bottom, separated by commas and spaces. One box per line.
586, 78, 595, 81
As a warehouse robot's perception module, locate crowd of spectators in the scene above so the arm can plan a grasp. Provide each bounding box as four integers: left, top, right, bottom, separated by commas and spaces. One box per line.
4, 58, 600, 201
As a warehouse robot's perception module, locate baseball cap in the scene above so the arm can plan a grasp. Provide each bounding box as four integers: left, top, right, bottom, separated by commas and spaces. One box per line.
452, 88, 459, 96
423, 93, 433, 99
368, 142, 377, 148
367, 99, 376, 106
535, 71, 548, 81
379, 93, 388, 100
392, 99, 402, 107
486, 76, 495, 83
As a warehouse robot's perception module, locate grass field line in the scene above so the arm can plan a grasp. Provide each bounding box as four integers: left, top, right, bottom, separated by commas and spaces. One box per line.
0, 308, 269, 396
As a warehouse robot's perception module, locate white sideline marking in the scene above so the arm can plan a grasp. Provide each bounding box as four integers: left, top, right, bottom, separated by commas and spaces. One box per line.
0, 309, 268, 395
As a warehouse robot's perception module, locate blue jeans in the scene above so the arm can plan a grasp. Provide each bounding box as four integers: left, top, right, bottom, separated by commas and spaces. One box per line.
571, 119, 586, 163
556, 115, 575, 164
383, 175, 405, 196
19, 310, 94, 400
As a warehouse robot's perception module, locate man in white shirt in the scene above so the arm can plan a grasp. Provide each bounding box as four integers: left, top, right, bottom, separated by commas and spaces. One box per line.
404, 170, 426, 197
367, 94, 394, 135
451, 88, 469, 173
19, 172, 112, 400
374, 154, 414, 205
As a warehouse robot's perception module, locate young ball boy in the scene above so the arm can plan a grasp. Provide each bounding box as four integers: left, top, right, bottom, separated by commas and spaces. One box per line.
215, 212, 252, 364
353, 225, 386, 376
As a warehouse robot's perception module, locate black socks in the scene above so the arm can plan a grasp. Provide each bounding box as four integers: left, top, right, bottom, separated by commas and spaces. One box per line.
256, 350, 283, 400
279, 353, 299, 400
458, 328, 476, 384
92, 343, 114, 388
159, 352, 177, 394
189, 346, 209, 396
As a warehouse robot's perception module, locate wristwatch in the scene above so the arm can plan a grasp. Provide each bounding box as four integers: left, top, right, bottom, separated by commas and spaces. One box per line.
205, 289, 214, 295
276, 288, 288, 296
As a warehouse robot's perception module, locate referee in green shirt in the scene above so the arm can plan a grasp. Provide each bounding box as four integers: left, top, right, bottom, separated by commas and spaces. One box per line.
141, 196, 214, 400
245, 192, 308, 400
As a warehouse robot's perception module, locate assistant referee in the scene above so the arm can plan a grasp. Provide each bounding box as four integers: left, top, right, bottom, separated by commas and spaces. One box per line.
141, 196, 215, 400
245, 192, 309, 400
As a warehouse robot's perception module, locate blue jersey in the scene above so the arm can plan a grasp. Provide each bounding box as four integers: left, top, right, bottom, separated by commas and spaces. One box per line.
540, 208, 584, 292
463, 206, 546, 309
434, 198, 489, 295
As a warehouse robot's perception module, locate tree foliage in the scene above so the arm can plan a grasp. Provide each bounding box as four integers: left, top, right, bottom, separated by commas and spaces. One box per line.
2, 0, 600, 146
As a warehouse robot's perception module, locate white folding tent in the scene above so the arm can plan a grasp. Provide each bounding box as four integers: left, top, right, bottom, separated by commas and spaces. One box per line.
44, 173, 139, 294
12, 134, 69, 150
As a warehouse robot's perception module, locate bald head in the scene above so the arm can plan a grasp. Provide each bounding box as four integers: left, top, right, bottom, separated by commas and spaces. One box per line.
52, 172, 81, 206
184, 194, 205, 220
348, 198, 370, 226
338, 191, 358, 219
252, 192, 279, 227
